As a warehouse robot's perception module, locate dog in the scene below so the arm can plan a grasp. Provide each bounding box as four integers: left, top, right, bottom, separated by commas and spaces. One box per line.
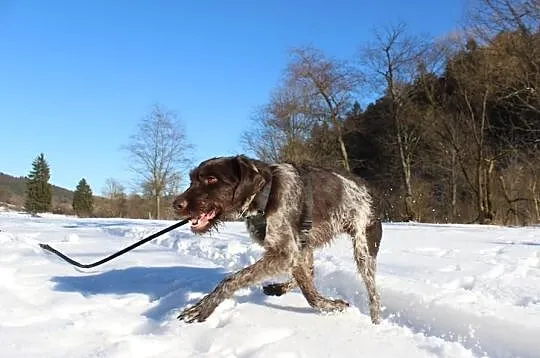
172, 155, 382, 324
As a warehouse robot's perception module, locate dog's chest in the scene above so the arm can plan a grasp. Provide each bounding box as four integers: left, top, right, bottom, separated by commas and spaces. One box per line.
245, 213, 266, 246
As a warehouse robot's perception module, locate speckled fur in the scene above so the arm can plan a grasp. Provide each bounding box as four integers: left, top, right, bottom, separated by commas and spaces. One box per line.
174, 156, 382, 324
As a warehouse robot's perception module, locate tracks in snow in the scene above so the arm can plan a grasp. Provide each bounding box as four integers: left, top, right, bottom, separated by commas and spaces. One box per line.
379, 285, 540, 358
158, 226, 540, 358
7, 217, 538, 358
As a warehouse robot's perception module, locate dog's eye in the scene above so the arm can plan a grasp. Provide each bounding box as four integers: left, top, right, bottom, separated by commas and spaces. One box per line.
205, 176, 218, 185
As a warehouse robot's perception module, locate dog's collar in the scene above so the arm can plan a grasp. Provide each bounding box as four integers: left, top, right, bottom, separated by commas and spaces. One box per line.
239, 176, 272, 219
240, 166, 313, 248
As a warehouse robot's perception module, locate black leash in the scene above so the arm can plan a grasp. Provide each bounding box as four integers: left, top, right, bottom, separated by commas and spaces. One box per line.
39, 218, 190, 269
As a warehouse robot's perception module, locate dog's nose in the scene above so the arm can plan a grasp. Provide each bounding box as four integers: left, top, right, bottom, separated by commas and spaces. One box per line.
173, 198, 188, 211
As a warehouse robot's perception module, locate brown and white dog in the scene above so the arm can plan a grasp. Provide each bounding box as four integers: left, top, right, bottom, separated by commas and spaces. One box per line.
173, 155, 382, 324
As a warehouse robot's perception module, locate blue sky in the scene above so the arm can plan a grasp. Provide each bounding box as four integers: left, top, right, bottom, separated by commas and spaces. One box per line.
0, 0, 465, 193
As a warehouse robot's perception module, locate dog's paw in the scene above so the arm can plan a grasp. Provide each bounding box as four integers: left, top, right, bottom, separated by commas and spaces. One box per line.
177, 296, 217, 323
318, 298, 350, 313
262, 283, 288, 296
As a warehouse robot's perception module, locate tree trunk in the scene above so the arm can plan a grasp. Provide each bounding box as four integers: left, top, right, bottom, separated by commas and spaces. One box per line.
156, 194, 161, 220
335, 121, 350, 172
476, 160, 495, 224
470, 89, 493, 224
476, 159, 487, 223
533, 181, 540, 222
485, 159, 495, 221
476, 160, 483, 222
320, 87, 351, 173
451, 149, 457, 221
395, 113, 415, 221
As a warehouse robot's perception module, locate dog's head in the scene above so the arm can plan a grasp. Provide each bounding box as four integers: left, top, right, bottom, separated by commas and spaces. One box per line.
172, 155, 270, 234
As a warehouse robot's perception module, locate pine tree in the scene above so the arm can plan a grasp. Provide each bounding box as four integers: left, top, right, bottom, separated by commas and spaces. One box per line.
25, 153, 52, 214
72, 178, 93, 217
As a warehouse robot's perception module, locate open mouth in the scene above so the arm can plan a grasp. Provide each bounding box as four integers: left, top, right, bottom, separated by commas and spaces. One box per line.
190, 210, 217, 231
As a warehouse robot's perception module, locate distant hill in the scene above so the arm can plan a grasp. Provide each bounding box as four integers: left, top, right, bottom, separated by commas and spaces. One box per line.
0, 172, 74, 208
0, 171, 171, 220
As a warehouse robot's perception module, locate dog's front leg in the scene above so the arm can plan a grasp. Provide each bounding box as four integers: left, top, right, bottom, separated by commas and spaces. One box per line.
178, 250, 292, 323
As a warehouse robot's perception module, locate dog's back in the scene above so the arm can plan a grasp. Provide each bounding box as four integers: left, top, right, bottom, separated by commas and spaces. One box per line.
266, 163, 381, 253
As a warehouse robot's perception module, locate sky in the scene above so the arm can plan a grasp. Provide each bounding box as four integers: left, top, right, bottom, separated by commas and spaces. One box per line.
0, 0, 465, 193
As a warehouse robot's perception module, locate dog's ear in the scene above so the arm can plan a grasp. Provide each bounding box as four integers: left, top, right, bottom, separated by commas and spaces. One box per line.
233, 155, 266, 205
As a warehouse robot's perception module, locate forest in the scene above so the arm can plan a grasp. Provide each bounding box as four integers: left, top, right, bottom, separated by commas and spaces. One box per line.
242, 0, 539, 225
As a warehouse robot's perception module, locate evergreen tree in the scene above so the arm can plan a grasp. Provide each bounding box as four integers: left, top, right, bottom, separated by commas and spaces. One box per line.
25, 153, 52, 214
72, 178, 93, 217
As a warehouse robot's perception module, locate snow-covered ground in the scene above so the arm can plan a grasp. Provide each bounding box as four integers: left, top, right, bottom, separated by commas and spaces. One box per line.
0, 209, 539, 358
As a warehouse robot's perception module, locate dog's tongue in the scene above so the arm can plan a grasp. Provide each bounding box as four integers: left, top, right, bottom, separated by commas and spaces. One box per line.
190, 210, 216, 229
204, 210, 217, 220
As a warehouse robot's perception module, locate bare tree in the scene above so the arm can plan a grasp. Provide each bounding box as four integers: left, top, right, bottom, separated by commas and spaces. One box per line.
243, 46, 361, 169
411, 38, 472, 221
123, 104, 192, 220
101, 178, 127, 218
287, 46, 363, 172
102, 178, 125, 199
465, 0, 539, 41
360, 23, 430, 220
465, 0, 540, 118
242, 83, 317, 164
241, 114, 282, 163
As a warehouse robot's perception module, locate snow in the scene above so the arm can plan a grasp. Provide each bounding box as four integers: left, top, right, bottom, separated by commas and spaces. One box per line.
0, 210, 539, 358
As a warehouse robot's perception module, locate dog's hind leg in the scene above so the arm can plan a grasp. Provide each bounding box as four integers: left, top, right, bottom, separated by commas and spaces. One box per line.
262, 279, 296, 296
292, 248, 349, 312
351, 219, 382, 324
262, 248, 313, 296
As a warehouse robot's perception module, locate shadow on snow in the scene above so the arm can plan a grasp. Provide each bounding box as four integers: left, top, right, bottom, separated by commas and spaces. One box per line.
51, 265, 226, 321
50, 265, 321, 322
